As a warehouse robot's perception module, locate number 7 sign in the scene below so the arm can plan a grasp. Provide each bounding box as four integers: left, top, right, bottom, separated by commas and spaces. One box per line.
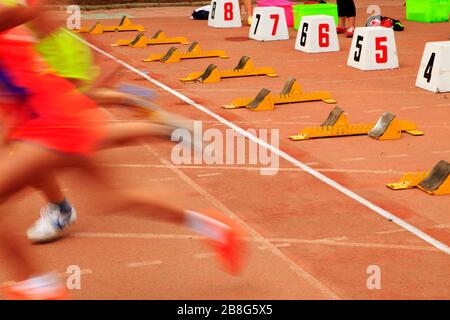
249, 6, 289, 42
347, 27, 399, 70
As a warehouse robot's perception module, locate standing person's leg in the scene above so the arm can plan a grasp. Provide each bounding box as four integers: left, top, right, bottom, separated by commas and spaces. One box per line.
345, 0, 356, 38
336, 0, 347, 33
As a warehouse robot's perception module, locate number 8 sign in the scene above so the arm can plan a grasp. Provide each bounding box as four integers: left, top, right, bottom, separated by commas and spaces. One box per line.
208, 0, 242, 28
295, 15, 339, 53
249, 6, 289, 41
347, 27, 399, 71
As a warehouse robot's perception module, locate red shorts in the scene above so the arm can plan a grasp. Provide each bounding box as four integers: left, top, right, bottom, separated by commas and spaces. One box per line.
0, 36, 106, 155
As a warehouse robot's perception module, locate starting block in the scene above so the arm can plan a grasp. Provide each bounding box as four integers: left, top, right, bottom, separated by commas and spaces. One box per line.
111, 30, 189, 48
180, 56, 277, 83
387, 160, 450, 195
347, 27, 399, 70
289, 107, 424, 140
415, 41, 450, 93
76, 16, 145, 35
295, 15, 340, 53
249, 7, 289, 42
143, 41, 229, 63
223, 77, 336, 111
208, 0, 242, 28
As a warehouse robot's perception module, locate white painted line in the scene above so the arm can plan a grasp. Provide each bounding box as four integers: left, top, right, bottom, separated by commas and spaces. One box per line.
363, 109, 384, 114
375, 229, 406, 235
259, 243, 291, 250
400, 106, 421, 110
431, 150, 450, 155
194, 252, 218, 259
196, 173, 223, 178
127, 260, 163, 268
384, 154, 409, 159
341, 157, 366, 162
102, 164, 404, 175
69, 232, 438, 252
68, 32, 450, 256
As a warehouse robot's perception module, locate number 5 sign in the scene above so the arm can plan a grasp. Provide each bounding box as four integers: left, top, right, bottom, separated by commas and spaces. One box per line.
208, 0, 242, 28
295, 15, 339, 53
347, 27, 399, 70
249, 7, 289, 41
416, 41, 450, 93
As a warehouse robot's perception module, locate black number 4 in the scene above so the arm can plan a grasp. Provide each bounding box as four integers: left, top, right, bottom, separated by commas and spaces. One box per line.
253, 14, 261, 34
424, 52, 435, 83
354, 35, 363, 62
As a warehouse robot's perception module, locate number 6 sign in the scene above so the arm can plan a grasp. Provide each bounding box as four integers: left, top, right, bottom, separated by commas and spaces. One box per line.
208, 0, 242, 28
295, 15, 339, 53
249, 7, 289, 41
347, 27, 399, 70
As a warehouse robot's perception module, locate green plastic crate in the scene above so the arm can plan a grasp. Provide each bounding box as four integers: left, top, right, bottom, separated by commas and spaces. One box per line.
293, 4, 338, 30
406, 0, 449, 22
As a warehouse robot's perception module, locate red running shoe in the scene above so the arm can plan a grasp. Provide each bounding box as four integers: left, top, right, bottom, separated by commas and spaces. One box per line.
201, 210, 246, 276
336, 26, 346, 34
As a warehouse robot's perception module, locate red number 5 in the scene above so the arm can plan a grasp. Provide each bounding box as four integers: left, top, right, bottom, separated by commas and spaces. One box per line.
375, 37, 387, 63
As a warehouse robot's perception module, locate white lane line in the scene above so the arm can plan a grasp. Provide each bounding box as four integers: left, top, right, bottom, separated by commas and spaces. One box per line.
69, 32, 450, 256
375, 229, 406, 235
431, 150, 450, 155
127, 260, 163, 268
196, 173, 223, 178
384, 154, 409, 159
69, 232, 438, 252
341, 157, 366, 162
363, 109, 384, 114
400, 106, 421, 110
102, 164, 404, 175
194, 253, 218, 259
258, 243, 292, 250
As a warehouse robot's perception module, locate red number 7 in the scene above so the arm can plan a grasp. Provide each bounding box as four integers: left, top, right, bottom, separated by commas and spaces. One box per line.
270, 14, 279, 36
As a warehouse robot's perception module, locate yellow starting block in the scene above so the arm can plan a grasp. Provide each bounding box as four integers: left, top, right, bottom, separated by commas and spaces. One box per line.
223, 77, 336, 111
180, 56, 277, 83
387, 160, 450, 195
289, 107, 424, 141
143, 41, 229, 63
111, 30, 189, 48
76, 16, 145, 35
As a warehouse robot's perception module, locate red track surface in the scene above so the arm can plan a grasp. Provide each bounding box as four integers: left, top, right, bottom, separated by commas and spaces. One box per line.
1, 1, 449, 299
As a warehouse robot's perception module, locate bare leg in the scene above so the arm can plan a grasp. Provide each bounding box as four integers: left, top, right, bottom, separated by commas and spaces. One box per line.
338, 16, 346, 28
347, 16, 356, 28
0, 142, 65, 280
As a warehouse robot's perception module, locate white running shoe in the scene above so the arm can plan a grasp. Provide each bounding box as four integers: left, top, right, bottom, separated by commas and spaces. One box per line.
27, 204, 77, 243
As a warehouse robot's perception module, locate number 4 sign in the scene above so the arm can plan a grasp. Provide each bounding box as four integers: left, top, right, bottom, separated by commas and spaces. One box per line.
416, 41, 450, 93
249, 7, 289, 41
295, 15, 339, 53
208, 0, 242, 28
347, 27, 399, 71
